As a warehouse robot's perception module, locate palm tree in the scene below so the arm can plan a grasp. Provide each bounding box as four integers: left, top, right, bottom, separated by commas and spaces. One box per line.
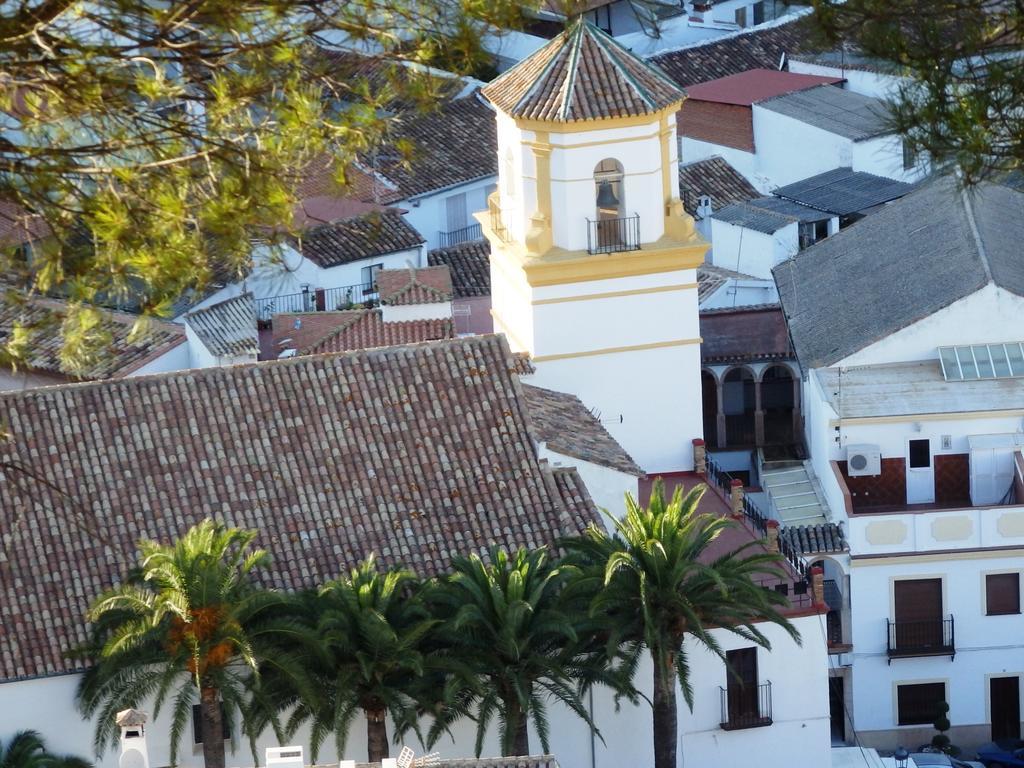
278, 557, 436, 763
0, 731, 91, 768
75, 520, 297, 768
427, 546, 614, 757
563, 481, 800, 768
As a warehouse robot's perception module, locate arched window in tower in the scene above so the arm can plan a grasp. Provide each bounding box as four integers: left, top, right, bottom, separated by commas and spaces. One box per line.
593, 158, 624, 220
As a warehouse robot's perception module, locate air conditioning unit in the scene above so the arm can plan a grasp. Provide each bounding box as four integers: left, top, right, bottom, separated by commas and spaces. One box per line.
266, 746, 304, 768
846, 444, 881, 477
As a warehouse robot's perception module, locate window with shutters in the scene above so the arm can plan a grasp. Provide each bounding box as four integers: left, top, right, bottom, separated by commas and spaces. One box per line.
896, 682, 946, 726
445, 192, 468, 233
986, 573, 1021, 616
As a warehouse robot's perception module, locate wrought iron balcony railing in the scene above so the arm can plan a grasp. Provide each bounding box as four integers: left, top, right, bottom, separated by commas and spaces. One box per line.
438, 223, 482, 248
586, 214, 641, 255
887, 616, 955, 661
254, 282, 378, 322
720, 681, 773, 731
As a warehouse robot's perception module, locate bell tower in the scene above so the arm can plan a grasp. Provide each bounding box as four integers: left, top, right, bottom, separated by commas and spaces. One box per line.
478, 20, 708, 473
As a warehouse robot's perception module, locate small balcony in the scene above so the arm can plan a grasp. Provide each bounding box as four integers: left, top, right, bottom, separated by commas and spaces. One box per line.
254, 282, 378, 322
720, 681, 773, 731
886, 616, 955, 662
438, 223, 482, 248
586, 214, 640, 255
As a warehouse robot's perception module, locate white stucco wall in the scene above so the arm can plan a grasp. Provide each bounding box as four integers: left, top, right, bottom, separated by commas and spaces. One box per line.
401, 180, 496, 252
380, 301, 453, 323
700, 278, 779, 310
538, 446, 639, 519
0, 368, 68, 392
679, 137, 761, 191
836, 285, 1024, 368
751, 107, 856, 189
0, 617, 828, 768
126, 341, 191, 377
848, 554, 1024, 750
787, 61, 907, 99
498, 111, 676, 253
710, 218, 798, 279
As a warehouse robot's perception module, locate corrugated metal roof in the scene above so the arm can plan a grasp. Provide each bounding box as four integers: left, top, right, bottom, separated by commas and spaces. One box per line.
713, 201, 797, 233
757, 85, 891, 141
683, 68, 843, 106
747, 196, 833, 223
773, 167, 914, 215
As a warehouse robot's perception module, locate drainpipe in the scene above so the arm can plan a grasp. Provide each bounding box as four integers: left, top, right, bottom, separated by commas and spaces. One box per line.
589, 688, 596, 768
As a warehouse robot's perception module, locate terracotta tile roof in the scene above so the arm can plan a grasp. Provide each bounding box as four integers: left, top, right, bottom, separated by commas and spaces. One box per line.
273, 309, 455, 356
684, 69, 842, 106
482, 20, 684, 122
0, 335, 600, 680
0, 293, 186, 380
511, 351, 535, 375
780, 522, 848, 555
378, 265, 453, 306
184, 294, 258, 358
651, 14, 819, 89
699, 303, 793, 363
294, 209, 424, 269
0, 201, 49, 248
293, 153, 403, 208
696, 264, 756, 302
523, 384, 643, 476
428, 239, 491, 298
370, 95, 498, 200
678, 157, 759, 218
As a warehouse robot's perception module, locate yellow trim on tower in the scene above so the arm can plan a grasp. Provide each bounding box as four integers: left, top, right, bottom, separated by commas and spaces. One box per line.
546, 128, 663, 150
513, 102, 684, 135
532, 336, 702, 363
523, 241, 707, 287
659, 112, 672, 204
531, 282, 698, 305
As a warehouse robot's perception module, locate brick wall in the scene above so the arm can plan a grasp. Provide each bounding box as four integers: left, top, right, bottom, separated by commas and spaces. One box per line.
934, 453, 971, 507
677, 101, 755, 152
838, 457, 906, 511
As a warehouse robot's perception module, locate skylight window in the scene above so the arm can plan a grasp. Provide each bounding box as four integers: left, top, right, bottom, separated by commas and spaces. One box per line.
939, 342, 1024, 381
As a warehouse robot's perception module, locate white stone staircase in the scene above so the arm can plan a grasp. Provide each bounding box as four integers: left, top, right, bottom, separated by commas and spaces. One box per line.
762, 461, 830, 526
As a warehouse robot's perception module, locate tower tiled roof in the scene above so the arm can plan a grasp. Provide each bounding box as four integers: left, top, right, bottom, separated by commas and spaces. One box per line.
482, 20, 684, 122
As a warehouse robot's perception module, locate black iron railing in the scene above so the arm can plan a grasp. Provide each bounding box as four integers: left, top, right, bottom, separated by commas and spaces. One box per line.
705, 453, 807, 579
254, 282, 378, 322
887, 617, 955, 660
438, 223, 482, 248
587, 214, 641, 254
720, 681, 773, 731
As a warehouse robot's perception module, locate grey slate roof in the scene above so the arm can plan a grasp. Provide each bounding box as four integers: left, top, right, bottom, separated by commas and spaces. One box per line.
184, 293, 258, 358
775, 175, 1024, 369
773, 167, 914, 215
678, 157, 759, 218
0, 334, 599, 680
757, 85, 892, 141
713, 201, 797, 233
780, 523, 848, 555
522, 384, 643, 476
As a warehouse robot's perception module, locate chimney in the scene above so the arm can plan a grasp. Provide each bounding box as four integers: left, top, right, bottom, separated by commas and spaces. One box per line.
696, 194, 713, 220
810, 566, 825, 608
765, 519, 780, 553
116, 709, 149, 768
692, 438, 706, 476
266, 746, 305, 768
730, 478, 744, 519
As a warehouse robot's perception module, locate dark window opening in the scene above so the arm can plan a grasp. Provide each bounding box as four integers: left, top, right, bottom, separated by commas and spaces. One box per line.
897, 682, 945, 726
192, 704, 231, 745
798, 220, 829, 250
361, 263, 384, 290
903, 140, 918, 171
987, 573, 1021, 616
908, 439, 931, 469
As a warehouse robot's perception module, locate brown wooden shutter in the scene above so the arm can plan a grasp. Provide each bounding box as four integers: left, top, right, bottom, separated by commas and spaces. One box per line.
894, 578, 942, 622
987, 573, 1021, 615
